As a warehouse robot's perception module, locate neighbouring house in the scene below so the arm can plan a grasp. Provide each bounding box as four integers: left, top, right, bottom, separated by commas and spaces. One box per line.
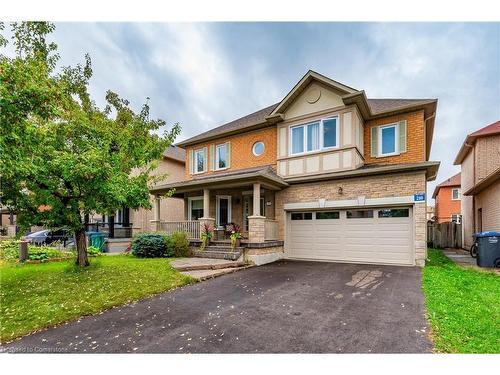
86, 146, 185, 241
454, 120, 500, 249
0, 205, 17, 237
151, 70, 439, 266
432, 172, 461, 223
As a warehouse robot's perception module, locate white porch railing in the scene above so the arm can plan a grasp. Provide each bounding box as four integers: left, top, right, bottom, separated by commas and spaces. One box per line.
160, 221, 200, 239
264, 219, 279, 240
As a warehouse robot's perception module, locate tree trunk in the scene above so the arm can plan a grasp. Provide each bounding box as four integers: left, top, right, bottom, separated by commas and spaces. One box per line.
75, 228, 89, 267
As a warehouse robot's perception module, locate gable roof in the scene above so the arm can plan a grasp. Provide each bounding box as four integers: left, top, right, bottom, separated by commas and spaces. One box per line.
432, 172, 461, 198
454, 120, 500, 165
267, 70, 358, 117
177, 70, 438, 151
162, 145, 185, 163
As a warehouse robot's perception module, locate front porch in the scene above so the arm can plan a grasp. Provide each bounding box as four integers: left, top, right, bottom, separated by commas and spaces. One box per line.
149, 166, 287, 244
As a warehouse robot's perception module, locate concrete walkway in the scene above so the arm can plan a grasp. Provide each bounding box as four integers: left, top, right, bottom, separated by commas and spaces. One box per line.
170, 258, 249, 280
442, 248, 476, 266
442, 248, 500, 273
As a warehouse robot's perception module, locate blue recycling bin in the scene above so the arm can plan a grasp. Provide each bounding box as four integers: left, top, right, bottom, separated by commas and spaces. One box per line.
475, 231, 500, 268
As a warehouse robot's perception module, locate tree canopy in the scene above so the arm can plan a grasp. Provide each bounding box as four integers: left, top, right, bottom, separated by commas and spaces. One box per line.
0, 22, 180, 265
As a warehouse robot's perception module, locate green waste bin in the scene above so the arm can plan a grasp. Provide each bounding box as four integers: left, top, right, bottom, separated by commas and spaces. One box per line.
89, 233, 106, 251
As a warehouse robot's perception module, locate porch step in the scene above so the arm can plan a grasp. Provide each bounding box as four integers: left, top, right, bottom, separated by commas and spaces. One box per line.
204, 245, 244, 252
171, 258, 246, 271
192, 247, 243, 261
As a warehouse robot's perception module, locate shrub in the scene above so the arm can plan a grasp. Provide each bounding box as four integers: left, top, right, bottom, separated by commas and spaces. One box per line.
131, 233, 174, 258
0, 240, 72, 262
171, 231, 190, 257
87, 246, 102, 256
0, 240, 21, 261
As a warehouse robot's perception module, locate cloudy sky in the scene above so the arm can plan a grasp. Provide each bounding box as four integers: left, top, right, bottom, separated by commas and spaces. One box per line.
3, 22, 500, 203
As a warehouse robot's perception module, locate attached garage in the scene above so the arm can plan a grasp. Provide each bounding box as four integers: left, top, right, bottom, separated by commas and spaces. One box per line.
285, 207, 414, 266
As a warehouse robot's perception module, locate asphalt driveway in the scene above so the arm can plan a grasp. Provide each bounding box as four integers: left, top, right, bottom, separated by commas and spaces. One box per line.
1, 260, 432, 353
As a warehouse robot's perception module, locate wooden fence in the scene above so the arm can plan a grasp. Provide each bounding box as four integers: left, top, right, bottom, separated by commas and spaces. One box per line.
427, 222, 462, 249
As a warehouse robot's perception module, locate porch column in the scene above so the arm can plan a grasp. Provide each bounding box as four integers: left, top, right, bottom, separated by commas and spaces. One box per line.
248, 182, 265, 243
253, 183, 261, 216
199, 188, 215, 239
151, 195, 161, 231
203, 188, 210, 218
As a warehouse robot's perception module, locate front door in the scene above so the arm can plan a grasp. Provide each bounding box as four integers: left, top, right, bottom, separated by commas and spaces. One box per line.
216, 196, 231, 228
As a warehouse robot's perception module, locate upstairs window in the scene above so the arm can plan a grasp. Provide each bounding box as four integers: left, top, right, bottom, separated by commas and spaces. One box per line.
215, 143, 229, 170
194, 148, 206, 173
371, 120, 407, 158
290, 117, 338, 155
323, 118, 338, 148
452, 188, 460, 200
379, 124, 398, 156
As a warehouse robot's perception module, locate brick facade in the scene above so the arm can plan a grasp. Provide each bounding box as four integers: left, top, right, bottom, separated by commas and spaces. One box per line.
435, 186, 461, 223
364, 110, 426, 165
275, 171, 428, 266
184, 127, 277, 180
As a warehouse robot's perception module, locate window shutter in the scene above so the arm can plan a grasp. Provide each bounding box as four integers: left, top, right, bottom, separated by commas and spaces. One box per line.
189, 149, 194, 174
226, 142, 231, 168
370, 126, 378, 157
204, 147, 208, 172
398, 120, 407, 153
209, 144, 215, 171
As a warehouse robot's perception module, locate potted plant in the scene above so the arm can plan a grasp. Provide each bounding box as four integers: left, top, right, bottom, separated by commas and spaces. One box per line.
200, 223, 213, 250
229, 223, 242, 249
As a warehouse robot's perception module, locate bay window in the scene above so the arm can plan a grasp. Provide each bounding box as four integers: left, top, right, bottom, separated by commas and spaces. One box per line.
290, 116, 338, 155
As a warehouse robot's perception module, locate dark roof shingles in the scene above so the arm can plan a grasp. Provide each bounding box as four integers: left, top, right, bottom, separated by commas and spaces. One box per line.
178, 97, 436, 146
178, 103, 278, 146
163, 145, 186, 162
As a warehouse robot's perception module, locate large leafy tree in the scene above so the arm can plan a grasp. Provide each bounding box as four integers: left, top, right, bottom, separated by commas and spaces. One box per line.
0, 22, 180, 266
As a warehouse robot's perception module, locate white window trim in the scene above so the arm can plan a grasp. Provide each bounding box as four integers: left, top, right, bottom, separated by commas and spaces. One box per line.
289, 116, 340, 156
216, 195, 232, 228
451, 214, 461, 224
215, 143, 229, 171
252, 141, 265, 156
193, 148, 206, 174
378, 123, 399, 157
451, 188, 460, 200
188, 196, 203, 220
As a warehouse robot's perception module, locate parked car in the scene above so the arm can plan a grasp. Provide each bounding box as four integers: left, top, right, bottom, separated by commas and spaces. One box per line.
22, 228, 73, 246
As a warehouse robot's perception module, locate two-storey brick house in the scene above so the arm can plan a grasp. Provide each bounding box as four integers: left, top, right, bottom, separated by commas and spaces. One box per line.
432, 173, 461, 223
151, 71, 439, 266
454, 120, 500, 249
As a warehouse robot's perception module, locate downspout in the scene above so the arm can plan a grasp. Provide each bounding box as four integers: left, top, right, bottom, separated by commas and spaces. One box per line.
471, 142, 476, 234
461, 140, 476, 243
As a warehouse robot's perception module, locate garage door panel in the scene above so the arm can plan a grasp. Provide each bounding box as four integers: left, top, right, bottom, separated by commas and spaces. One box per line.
287, 207, 413, 266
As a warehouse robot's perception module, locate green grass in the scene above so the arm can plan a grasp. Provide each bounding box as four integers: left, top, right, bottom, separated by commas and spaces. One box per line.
422, 249, 500, 353
0, 255, 194, 342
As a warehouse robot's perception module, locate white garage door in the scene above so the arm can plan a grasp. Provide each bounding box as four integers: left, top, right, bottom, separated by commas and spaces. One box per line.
286, 207, 413, 266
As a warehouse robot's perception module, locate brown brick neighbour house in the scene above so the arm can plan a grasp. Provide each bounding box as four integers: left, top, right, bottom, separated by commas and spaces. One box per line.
86, 146, 185, 240
454, 120, 500, 250
432, 172, 461, 224
151, 71, 440, 266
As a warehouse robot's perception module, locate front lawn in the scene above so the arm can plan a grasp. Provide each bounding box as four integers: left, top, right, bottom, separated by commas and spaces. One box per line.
0, 255, 193, 342
422, 249, 500, 353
